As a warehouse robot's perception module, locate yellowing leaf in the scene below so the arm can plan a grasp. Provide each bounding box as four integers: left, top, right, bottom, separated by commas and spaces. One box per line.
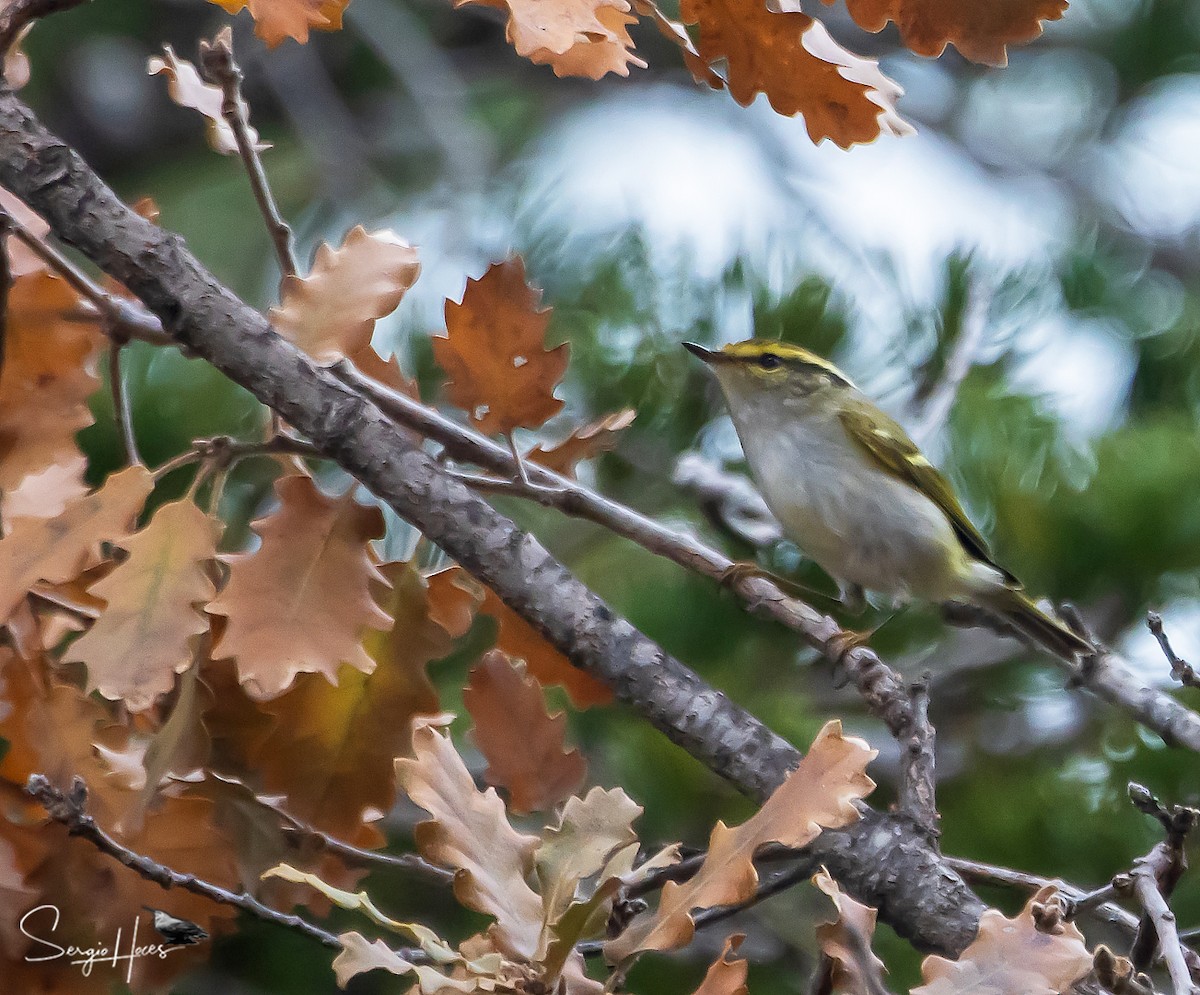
813, 868, 887, 995
528, 409, 635, 477
480, 586, 613, 708
680, 0, 911, 148
465, 651, 586, 815
528, 6, 647, 79
208, 474, 392, 698
0, 465, 154, 624
148, 42, 267, 155
210, 0, 350, 47
271, 226, 420, 365
913, 886, 1093, 995
829, 0, 1067, 66
434, 258, 569, 435
0, 272, 105, 521
694, 935, 749, 995
396, 717, 545, 959
66, 500, 221, 711
606, 720, 876, 960
252, 562, 460, 840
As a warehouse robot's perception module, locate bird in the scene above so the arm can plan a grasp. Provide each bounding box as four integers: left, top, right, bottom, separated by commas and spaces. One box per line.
684, 338, 1092, 660
143, 907, 209, 946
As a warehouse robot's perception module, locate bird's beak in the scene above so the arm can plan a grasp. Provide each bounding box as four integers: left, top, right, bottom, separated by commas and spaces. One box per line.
683, 341, 717, 364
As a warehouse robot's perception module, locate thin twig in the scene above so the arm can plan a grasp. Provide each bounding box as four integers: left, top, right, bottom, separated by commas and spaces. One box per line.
107, 335, 142, 465
897, 671, 939, 841
199, 32, 298, 279
152, 433, 321, 481
0, 0, 89, 58
279, 822, 454, 882
1148, 612, 1199, 689
26, 774, 344, 951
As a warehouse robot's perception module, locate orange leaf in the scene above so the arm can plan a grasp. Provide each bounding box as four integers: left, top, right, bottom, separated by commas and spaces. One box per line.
0, 465, 154, 624
606, 720, 875, 960
434, 258, 569, 435
209, 0, 349, 47
427, 566, 485, 639
465, 651, 587, 815
66, 500, 222, 711
527, 409, 635, 477
828, 0, 1067, 66
396, 717, 545, 959
148, 36, 268, 156
914, 886, 1093, 995
694, 935, 749, 995
0, 271, 106, 521
528, 6, 648, 79
455, 0, 634, 59
251, 562, 460, 839
208, 475, 392, 698
813, 867, 887, 995
480, 587, 612, 708
271, 226, 420, 365
680, 0, 911, 148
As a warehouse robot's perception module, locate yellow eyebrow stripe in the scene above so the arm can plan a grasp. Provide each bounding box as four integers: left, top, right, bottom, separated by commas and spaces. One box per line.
718, 339, 852, 382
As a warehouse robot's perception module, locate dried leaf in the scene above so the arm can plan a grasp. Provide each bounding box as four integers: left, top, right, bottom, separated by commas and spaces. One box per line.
208, 475, 392, 698
0, 188, 49, 279
0, 465, 154, 624
66, 500, 222, 710
465, 651, 586, 814
0, 271, 105, 521
427, 567, 484, 640
252, 562, 460, 839
606, 720, 876, 960
271, 226, 420, 365
913, 886, 1093, 995
480, 586, 612, 708
331, 931, 478, 992
813, 868, 886, 995
3, 24, 30, 90
455, 0, 632, 59
528, 6, 648, 79
396, 717, 545, 959
527, 409, 635, 477
210, 0, 350, 47
828, 0, 1068, 66
680, 0, 911, 148
434, 257, 569, 435
694, 935, 749, 995
148, 41, 267, 155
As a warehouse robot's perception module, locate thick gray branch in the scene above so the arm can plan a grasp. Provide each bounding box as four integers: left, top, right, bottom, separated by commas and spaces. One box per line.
0, 87, 983, 953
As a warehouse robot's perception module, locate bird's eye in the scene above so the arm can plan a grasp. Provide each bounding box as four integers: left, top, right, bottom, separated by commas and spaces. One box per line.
758, 353, 781, 370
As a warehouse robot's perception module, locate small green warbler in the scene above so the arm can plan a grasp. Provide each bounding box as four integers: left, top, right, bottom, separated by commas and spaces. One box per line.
684, 338, 1091, 660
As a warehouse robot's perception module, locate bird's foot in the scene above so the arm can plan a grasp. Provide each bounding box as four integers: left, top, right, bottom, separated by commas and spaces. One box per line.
719, 561, 838, 607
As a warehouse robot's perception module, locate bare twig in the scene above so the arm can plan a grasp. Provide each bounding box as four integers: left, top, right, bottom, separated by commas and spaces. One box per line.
152, 433, 320, 481
107, 334, 142, 465
1147, 612, 1199, 689
199, 32, 298, 279
26, 774, 345, 951
898, 671, 938, 841
0, 0, 88, 58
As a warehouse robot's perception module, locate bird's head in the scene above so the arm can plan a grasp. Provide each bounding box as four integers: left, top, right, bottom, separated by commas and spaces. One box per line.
683, 339, 853, 415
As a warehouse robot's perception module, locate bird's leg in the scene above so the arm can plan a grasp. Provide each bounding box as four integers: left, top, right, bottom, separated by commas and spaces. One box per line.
718, 561, 841, 607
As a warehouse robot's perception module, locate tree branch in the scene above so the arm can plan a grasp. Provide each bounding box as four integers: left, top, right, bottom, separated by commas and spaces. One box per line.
1147, 612, 1199, 689
0, 0, 88, 59
0, 86, 984, 955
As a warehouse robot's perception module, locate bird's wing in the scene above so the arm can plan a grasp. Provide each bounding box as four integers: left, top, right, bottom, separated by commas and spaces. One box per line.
838, 406, 1017, 584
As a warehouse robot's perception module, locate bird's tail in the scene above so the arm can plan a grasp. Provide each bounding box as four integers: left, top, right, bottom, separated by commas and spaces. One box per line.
981, 586, 1093, 661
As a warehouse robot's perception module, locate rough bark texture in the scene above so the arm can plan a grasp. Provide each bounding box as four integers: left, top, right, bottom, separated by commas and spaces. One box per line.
0, 88, 985, 953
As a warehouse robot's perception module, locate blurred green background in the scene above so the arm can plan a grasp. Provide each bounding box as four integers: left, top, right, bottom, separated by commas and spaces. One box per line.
22, 0, 1200, 990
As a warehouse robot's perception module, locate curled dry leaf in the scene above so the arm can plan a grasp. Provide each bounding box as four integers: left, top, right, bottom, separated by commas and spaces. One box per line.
528, 6, 647, 79
465, 650, 587, 815
271, 226, 420, 365
454, 0, 633, 60
827, 0, 1068, 66
813, 867, 887, 995
913, 885, 1093, 995
694, 934, 749, 995
66, 500, 222, 711
395, 717, 545, 959
528, 408, 636, 477
433, 257, 569, 436
0, 465, 154, 624
606, 720, 876, 961
680, 0, 912, 148
208, 474, 392, 699
148, 43, 267, 156
0, 271, 106, 522
210, 0, 350, 47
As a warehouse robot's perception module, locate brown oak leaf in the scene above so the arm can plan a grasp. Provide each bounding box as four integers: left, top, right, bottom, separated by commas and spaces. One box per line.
271, 226, 420, 365
465, 650, 587, 815
434, 257, 569, 435
208, 474, 392, 698
67, 499, 222, 711
694, 935, 749, 995
528, 6, 647, 79
813, 867, 887, 995
209, 0, 349, 47
527, 408, 635, 477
